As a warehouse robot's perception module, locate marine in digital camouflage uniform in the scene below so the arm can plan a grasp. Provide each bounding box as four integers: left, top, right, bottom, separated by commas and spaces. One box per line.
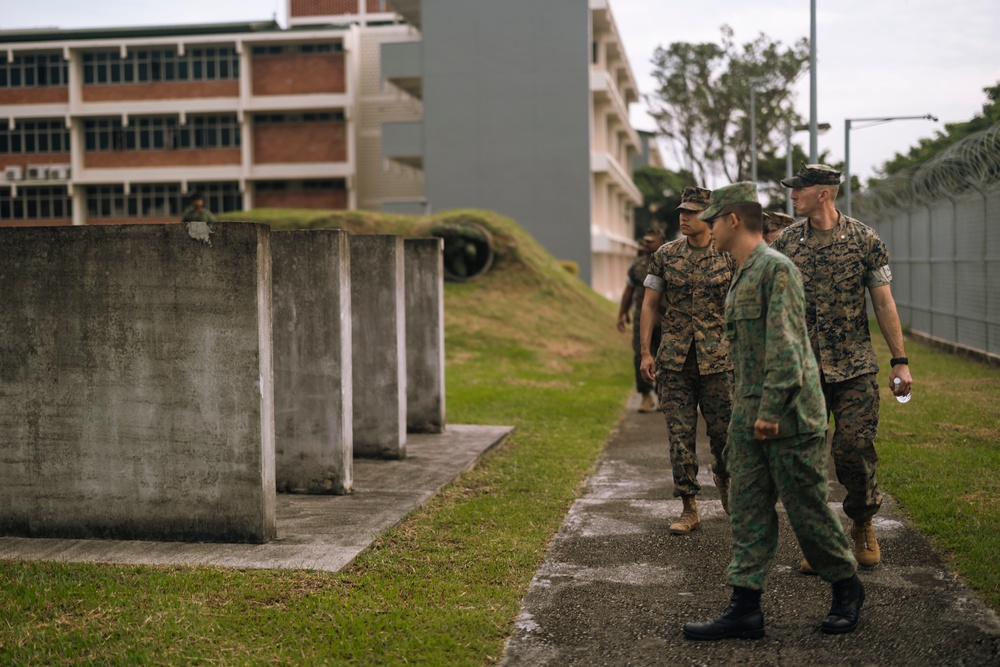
180, 192, 216, 223
639, 186, 735, 535
772, 164, 913, 570
762, 210, 795, 245
617, 230, 665, 412
682, 182, 863, 642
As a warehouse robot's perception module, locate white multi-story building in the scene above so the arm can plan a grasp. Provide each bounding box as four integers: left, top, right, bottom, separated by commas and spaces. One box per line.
1, 0, 646, 299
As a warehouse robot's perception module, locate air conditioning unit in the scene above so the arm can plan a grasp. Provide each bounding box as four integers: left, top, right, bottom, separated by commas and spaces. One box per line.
47, 165, 71, 180
26, 165, 46, 180
4, 166, 23, 181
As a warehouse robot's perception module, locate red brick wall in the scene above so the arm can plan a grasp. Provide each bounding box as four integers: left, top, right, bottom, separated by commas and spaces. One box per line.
253, 122, 346, 163
252, 52, 346, 95
0, 153, 72, 170
82, 80, 239, 102
0, 88, 69, 105
255, 190, 347, 210
290, 0, 360, 17
83, 148, 241, 169
0, 219, 73, 228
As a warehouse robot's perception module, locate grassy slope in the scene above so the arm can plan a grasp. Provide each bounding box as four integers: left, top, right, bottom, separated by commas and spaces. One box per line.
0, 210, 634, 666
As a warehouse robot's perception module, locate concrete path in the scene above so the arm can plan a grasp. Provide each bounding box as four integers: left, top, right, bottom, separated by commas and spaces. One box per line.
0, 424, 512, 572
502, 395, 1000, 666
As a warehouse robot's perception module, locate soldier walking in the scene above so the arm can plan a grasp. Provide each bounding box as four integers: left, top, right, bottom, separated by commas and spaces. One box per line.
639, 186, 735, 534
683, 182, 863, 640
771, 164, 913, 570
617, 229, 666, 413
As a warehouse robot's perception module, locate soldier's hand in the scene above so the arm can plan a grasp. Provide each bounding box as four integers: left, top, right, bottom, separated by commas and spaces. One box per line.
753, 419, 779, 440
890, 364, 911, 397
616, 313, 629, 333
640, 354, 656, 384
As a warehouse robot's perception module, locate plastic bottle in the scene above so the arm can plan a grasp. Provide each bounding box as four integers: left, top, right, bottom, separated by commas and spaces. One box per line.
893, 377, 911, 404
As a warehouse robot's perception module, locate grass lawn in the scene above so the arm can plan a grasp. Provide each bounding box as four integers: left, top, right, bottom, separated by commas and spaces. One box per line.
870, 328, 1000, 610
0, 210, 634, 666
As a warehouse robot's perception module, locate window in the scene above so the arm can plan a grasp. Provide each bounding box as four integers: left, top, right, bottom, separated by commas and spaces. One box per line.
0, 186, 72, 221
251, 42, 340, 56
188, 181, 242, 213
0, 53, 68, 88
256, 179, 345, 192
253, 112, 344, 124
85, 183, 182, 218
82, 46, 239, 85
84, 115, 241, 152
0, 119, 69, 155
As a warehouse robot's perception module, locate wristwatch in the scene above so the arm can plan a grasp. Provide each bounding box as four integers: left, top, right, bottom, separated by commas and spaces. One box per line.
890, 357, 909, 367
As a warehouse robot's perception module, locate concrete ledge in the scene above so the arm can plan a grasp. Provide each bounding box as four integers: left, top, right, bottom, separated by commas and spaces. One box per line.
0, 425, 512, 572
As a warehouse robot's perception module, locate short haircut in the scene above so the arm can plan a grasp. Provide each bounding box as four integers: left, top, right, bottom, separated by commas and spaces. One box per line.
189, 192, 204, 202
719, 202, 763, 233
825, 183, 840, 199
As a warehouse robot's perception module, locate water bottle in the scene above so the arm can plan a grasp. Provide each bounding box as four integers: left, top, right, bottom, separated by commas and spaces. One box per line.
893, 377, 911, 404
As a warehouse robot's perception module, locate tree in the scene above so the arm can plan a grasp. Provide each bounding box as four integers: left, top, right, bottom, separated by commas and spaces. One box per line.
647, 26, 810, 187
875, 81, 1000, 179
633, 165, 697, 240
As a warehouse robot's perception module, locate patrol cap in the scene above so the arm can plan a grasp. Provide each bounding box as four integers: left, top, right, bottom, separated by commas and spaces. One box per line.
641, 231, 662, 242
698, 181, 759, 221
675, 186, 712, 212
780, 163, 842, 188
762, 210, 796, 234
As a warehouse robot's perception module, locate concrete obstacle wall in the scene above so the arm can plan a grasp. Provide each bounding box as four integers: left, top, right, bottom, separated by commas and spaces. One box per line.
272, 230, 353, 494
0, 223, 276, 543
350, 235, 407, 458
404, 238, 446, 433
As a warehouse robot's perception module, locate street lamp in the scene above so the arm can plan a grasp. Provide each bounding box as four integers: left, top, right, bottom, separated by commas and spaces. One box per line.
785, 121, 830, 215
844, 114, 938, 216
749, 76, 767, 182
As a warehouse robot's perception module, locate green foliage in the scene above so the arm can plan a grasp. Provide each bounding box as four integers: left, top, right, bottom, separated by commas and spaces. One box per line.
632, 165, 696, 239
0, 209, 634, 666
647, 25, 809, 186
876, 81, 1000, 179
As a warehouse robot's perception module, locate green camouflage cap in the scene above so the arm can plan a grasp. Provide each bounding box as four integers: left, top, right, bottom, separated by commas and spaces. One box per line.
675, 186, 712, 211
762, 210, 796, 233
698, 181, 759, 221
780, 163, 842, 188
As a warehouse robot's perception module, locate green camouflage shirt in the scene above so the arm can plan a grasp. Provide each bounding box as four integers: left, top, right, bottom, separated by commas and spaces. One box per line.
181, 208, 216, 223
626, 253, 651, 317
643, 237, 735, 374
770, 213, 891, 383
725, 242, 826, 439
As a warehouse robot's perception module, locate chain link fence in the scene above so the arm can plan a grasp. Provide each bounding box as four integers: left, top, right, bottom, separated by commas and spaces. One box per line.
853, 121, 1000, 362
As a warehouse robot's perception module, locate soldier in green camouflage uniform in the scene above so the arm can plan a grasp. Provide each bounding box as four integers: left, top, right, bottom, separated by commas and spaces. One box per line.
762, 210, 795, 245
181, 192, 216, 223
617, 231, 665, 413
639, 186, 735, 534
683, 182, 863, 641
772, 164, 913, 570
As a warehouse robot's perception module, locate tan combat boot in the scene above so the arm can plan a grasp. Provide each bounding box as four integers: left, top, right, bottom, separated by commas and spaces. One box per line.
713, 473, 731, 515
799, 558, 817, 575
638, 392, 657, 413
670, 496, 700, 535
851, 519, 880, 567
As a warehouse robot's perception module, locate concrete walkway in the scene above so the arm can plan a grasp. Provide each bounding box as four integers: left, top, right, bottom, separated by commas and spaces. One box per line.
0, 424, 512, 572
502, 395, 1000, 666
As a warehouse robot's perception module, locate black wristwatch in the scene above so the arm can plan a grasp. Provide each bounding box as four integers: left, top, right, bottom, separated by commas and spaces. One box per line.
890, 357, 909, 367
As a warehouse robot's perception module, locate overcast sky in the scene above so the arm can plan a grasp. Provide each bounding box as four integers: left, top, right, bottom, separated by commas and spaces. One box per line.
3, 0, 998, 185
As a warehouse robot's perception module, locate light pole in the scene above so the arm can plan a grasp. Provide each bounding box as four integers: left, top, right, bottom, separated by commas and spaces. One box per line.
749, 76, 767, 182
809, 0, 818, 162
785, 121, 830, 215
844, 114, 937, 217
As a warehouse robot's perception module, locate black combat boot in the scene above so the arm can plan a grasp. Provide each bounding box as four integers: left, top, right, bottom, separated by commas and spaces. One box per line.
821, 574, 865, 634
683, 586, 765, 640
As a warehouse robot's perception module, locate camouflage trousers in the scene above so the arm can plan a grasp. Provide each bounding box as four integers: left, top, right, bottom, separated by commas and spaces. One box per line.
656, 345, 732, 497
632, 319, 660, 394
823, 372, 883, 521
725, 431, 857, 592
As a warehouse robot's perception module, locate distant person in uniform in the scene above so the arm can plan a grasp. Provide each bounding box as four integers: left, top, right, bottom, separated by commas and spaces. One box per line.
771, 164, 912, 572
617, 229, 666, 413
640, 186, 735, 534
683, 182, 863, 641
181, 192, 216, 223
762, 210, 795, 245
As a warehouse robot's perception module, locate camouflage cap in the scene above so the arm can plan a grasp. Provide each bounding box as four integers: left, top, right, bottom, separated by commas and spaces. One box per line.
762, 210, 796, 234
675, 186, 712, 212
698, 181, 759, 221
780, 163, 842, 188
